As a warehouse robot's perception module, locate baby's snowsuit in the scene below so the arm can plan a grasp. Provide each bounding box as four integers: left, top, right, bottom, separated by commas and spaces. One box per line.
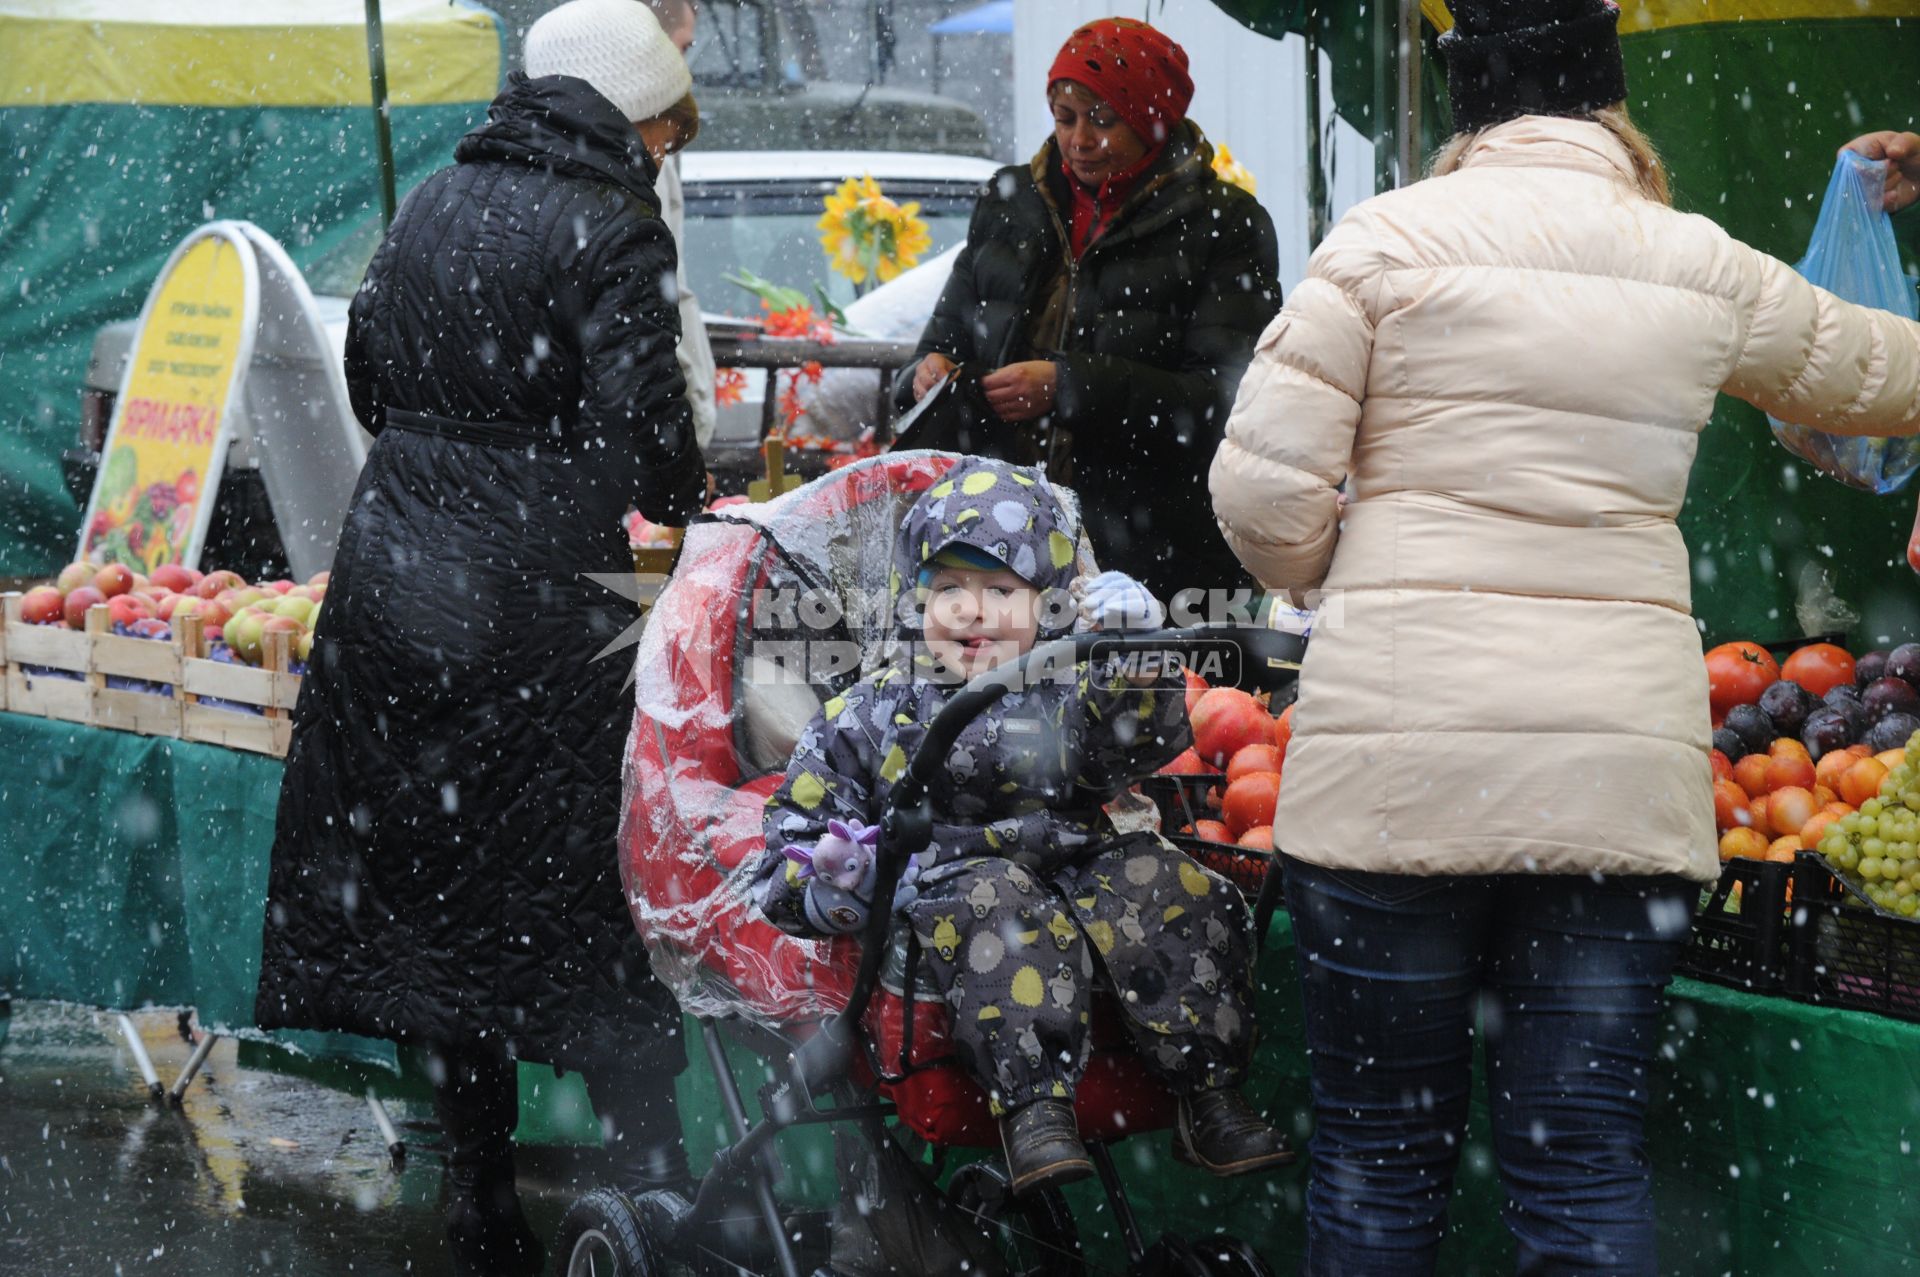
755, 457, 1256, 1115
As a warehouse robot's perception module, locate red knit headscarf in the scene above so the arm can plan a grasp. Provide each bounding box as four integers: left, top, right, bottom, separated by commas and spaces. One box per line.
1046, 18, 1194, 148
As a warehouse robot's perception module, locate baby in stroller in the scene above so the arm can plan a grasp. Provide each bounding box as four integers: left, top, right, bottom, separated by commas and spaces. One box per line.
754, 456, 1293, 1196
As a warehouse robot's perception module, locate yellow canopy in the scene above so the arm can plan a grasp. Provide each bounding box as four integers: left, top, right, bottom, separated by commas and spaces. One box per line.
0, 0, 501, 108
1421, 0, 1920, 34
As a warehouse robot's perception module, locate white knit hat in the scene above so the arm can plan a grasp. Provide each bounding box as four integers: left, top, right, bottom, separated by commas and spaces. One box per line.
525, 0, 694, 124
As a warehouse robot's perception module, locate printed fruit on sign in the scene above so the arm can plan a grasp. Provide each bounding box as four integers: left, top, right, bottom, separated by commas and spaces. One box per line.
1718, 827, 1769, 862
20, 586, 64, 625
62, 586, 105, 629
1220, 772, 1281, 838
1191, 688, 1272, 768
1706, 641, 1779, 720
1226, 744, 1283, 784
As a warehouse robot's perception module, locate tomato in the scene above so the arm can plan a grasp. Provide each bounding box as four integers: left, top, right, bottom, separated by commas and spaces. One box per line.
1157, 749, 1208, 777
1273, 703, 1295, 757
1780, 642, 1856, 698
1226, 744, 1283, 785
1184, 669, 1209, 714
1191, 819, 1233, 844
1221, 772, 1281, 837
1705, 641, 1779, 720
1191, 689, 1272, 768
1237, 825, 1275, 850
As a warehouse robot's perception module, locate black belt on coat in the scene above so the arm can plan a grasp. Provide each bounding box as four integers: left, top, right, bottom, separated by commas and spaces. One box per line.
383, 407, 568, 453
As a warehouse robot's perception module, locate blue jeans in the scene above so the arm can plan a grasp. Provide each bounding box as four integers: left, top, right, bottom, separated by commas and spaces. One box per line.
1280, 858, 1695, 1277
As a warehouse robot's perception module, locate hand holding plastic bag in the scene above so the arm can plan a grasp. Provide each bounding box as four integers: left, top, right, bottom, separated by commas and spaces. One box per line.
1767, 150, 1920, 494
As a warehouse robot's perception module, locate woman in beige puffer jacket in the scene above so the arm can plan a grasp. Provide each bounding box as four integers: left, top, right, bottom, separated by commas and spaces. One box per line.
1209, 2, 1920, 1273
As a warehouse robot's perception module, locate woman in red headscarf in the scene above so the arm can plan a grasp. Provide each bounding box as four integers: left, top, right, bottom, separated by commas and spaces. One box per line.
899, 18, 1280, 612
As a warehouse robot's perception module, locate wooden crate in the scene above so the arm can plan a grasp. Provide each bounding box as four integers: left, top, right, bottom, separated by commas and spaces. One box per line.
2, 593, 93, 725
175, 613, 298, 757
84, 605, 186, 737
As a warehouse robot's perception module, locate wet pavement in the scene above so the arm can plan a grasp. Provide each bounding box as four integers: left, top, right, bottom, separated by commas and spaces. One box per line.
0, 1001, 603, 1276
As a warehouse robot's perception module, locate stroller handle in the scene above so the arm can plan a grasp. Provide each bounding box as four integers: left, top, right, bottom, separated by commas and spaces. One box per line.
794, 625, 1305, 1091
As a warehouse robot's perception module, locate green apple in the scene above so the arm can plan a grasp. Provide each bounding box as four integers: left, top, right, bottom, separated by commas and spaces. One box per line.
271, 595, 317, 626
224, 608, 268, 664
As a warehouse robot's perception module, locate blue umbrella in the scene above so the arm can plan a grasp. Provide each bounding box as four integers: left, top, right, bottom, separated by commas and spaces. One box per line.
929, 0, 1013, 36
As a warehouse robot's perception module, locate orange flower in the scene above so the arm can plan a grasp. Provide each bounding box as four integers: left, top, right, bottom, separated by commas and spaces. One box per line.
715, 367, 747, 406
778, 378, 806, 427
799, 360, 825, 385
762, 301, 817, 339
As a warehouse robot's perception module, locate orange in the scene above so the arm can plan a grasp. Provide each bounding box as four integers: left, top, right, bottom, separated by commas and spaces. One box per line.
1799, 810, 1843, 850
1769, 738, 1813, 765
1719, 827, 1769, 862
1839, 757, 1890, 808
1765, 753, 1817, 793
1220, 772, 1282, 838
1732, 753, 1772, 798
1815, 749, 1859, 792
1712, 779, 1752, 833
1767, 786, 1818, 838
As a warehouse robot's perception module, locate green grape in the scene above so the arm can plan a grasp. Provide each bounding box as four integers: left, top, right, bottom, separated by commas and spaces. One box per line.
1863, 798, 1886, 819
1839, 848, 1861, 872
1902, 858, 1920, 879
1901, 897, 1919, 918
1821, 832, 1847, 857
1903, 792, 1920, 812
1861, 856, 1884, 880
1864, 838, 1887, 859
1897, 881, 1915, 901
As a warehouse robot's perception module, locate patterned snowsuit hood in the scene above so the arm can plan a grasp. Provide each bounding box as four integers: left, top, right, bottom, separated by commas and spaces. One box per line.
893, 456, 1081, 644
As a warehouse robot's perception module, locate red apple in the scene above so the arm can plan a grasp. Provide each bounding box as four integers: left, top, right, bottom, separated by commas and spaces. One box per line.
265, 579, 295, 595
107, 594, 152, 627
93, 563, 135, 598
20, 586, 65, 625
55, 561, 98, 593
150, 564, 196, 593
196, 599, 234, 635
191, 570, 245, 599
130, 572, 150, 592
63, 585, 105, 629
306, 570, 331, 588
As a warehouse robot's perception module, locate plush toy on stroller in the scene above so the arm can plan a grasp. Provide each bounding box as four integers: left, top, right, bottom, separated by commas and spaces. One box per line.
556, 452, 1303, 1277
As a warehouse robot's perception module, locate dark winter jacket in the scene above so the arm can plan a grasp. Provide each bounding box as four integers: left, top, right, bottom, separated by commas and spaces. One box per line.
255, 74, 703, 1071
755, 457, 1189, 938
897, 123, 1281, 603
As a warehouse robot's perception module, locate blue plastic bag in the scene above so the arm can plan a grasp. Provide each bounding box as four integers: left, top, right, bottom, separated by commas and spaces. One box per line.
1767, 150, 1920, 494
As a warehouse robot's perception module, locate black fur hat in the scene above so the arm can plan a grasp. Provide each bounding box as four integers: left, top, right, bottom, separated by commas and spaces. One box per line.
1439, 0, 1628, 134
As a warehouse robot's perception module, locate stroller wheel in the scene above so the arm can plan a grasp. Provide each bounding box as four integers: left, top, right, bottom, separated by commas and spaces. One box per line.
552, 1188, 663, 1277
1192, 1234, 1274, 1277
946, 1160, 1085, 1277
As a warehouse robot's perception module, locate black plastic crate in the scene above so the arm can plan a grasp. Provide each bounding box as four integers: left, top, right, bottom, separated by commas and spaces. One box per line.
1136, 774, 1275, 900
1787, 852, 1920, 1023
1676, 857, 1793, 993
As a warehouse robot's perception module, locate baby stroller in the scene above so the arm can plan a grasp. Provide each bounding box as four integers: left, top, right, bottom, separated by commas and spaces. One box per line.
555, 453, 1304, 1277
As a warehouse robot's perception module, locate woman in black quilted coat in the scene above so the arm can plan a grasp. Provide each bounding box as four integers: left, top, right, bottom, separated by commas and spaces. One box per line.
900, 18, 1280, 606
254, 20, 705, 1272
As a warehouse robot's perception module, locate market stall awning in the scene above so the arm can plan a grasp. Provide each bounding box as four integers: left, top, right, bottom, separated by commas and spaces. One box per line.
928, 0, 1012, 36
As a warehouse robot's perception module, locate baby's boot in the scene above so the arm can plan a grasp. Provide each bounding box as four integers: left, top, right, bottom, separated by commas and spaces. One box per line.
999, 1098, 1093, 1195
1173, 1087, 1297, 1176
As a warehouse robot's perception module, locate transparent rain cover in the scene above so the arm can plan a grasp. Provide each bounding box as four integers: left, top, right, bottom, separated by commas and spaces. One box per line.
618, 451, 1091, 1029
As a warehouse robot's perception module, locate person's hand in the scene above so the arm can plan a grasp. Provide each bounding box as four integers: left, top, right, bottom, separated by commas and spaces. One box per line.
1072, 571, 1166, 633
913, 352, 957, 402
1844, 131, 1920, 213
981, 361, 1059, 422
